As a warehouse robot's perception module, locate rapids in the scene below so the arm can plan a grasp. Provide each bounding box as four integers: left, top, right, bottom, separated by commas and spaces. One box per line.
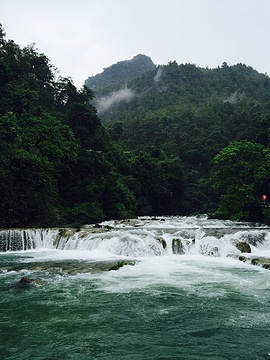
0, 216, 270, 359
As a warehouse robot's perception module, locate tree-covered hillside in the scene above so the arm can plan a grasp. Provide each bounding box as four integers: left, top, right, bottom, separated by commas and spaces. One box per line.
85, 60, 270, 220
0, 26, 185, 227
84, 54, 156, 95
2, 23, 270, 227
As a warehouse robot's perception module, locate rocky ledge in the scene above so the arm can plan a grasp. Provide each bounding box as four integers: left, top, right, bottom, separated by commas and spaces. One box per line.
238, 256, 270, 269
0, 259, 136, 277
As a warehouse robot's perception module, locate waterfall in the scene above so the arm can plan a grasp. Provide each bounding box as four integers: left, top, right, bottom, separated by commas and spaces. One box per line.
0, 229, 58, 251
0, 217, 270, 259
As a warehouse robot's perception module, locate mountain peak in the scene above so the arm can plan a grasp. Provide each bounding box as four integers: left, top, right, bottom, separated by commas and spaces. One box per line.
84, 54, 156, 90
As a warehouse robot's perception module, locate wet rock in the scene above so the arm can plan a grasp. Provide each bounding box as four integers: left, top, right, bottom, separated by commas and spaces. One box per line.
58, 228, 76, 238
236, 255, 270, 270
116, 219, 141, 227
172, 238, 184, 254
17, 276, 44, 287
103, 225, 114, 230
239, 256, 247, 262
54, 229, 77, 248
235, 241, 251, 253
78, 228, 108, 238
20, 276, 34, 284
251, 257, 270, 269
157, 237, 167, 249
26, 259, 137, 274
17, 276, 39, 288
108, 260, 134, 271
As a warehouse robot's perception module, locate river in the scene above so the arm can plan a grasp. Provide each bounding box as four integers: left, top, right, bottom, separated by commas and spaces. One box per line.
0, 216, 270, 359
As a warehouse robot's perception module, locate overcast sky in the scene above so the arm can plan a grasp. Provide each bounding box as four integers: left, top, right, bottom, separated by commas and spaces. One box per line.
1, 0, 270, 88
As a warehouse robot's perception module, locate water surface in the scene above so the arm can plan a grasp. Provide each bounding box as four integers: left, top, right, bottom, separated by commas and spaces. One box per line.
1, 216, 270, 359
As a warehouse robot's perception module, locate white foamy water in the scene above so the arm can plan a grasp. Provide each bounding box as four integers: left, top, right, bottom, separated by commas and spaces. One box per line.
1, 216, 270, 260
1, 216, 270, 359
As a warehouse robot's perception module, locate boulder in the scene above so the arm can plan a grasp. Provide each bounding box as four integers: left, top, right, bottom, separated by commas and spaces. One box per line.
157, 237, 167, 249
17, 276, 45, 287
235, 241, 251, 253
172, 238, 184, 254
251, 257, 270, 269
17, 276, 37, 287
238, 256, 247, 262
20, 276, 34, 284
232, 254, 270, 270
58, 228, 76, 238
108, 260, 135, 271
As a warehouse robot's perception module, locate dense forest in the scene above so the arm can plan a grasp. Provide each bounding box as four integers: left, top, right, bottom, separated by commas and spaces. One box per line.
1, 25, 270, 228
0, 26, 185, 228
86, 55, 270, 223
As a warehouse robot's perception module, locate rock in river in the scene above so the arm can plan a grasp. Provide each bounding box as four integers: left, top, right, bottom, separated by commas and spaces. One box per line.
235, 241, 251, 253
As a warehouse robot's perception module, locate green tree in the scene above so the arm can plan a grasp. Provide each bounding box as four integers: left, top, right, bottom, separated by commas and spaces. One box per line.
0, 111, 78, 227
211, 141, 270, 220
68, 102, 100, 148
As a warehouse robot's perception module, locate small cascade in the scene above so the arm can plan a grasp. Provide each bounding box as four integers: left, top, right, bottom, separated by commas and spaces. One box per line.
60, 230, 165, 257
0, 229, 58, 252
163, 228, 270, 257
0, 217, 270, 262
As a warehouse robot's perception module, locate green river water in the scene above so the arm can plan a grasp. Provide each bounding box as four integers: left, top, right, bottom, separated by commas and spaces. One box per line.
0, 217, 270, 359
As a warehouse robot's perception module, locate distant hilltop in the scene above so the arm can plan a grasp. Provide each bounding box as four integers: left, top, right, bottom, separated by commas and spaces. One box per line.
84, 54, 156, 91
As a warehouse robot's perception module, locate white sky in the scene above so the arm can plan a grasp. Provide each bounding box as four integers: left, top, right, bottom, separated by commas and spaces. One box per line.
1, 0, 270, 88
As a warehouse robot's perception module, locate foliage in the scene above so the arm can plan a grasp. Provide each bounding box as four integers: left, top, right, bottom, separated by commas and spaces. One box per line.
84, 54, 156, 93
211, 141, 270, 220
3, 22, 270, 227
89, 58, 270, 220
0, 26, 186, 227
0, 110, 78, 227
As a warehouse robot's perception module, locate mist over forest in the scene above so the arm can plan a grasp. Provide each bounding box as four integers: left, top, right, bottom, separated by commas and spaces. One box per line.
85, 54, 270, 223
1, 25, 270, 227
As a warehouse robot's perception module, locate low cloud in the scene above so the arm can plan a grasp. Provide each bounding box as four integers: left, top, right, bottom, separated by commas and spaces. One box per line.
97, 88, 135, 113
154, 67, 162, 83
225, 91, 245, 103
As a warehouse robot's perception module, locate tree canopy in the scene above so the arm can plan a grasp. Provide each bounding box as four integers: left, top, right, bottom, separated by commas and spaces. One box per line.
211, 141, 270, 220
0, 25, 185, 227
2, 23, 270, 227
87, 57, 270, 221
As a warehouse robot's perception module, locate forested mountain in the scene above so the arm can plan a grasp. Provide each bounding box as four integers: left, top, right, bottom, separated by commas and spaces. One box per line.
0, 26, 184, 227
84, 54, 156, 95
85, 60, 270, 221
2, 23, 270, 227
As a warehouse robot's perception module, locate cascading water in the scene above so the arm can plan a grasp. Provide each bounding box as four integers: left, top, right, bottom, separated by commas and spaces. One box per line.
0, 228, 58, 251
1, 216, 270, 359
1, 216, 269, 260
